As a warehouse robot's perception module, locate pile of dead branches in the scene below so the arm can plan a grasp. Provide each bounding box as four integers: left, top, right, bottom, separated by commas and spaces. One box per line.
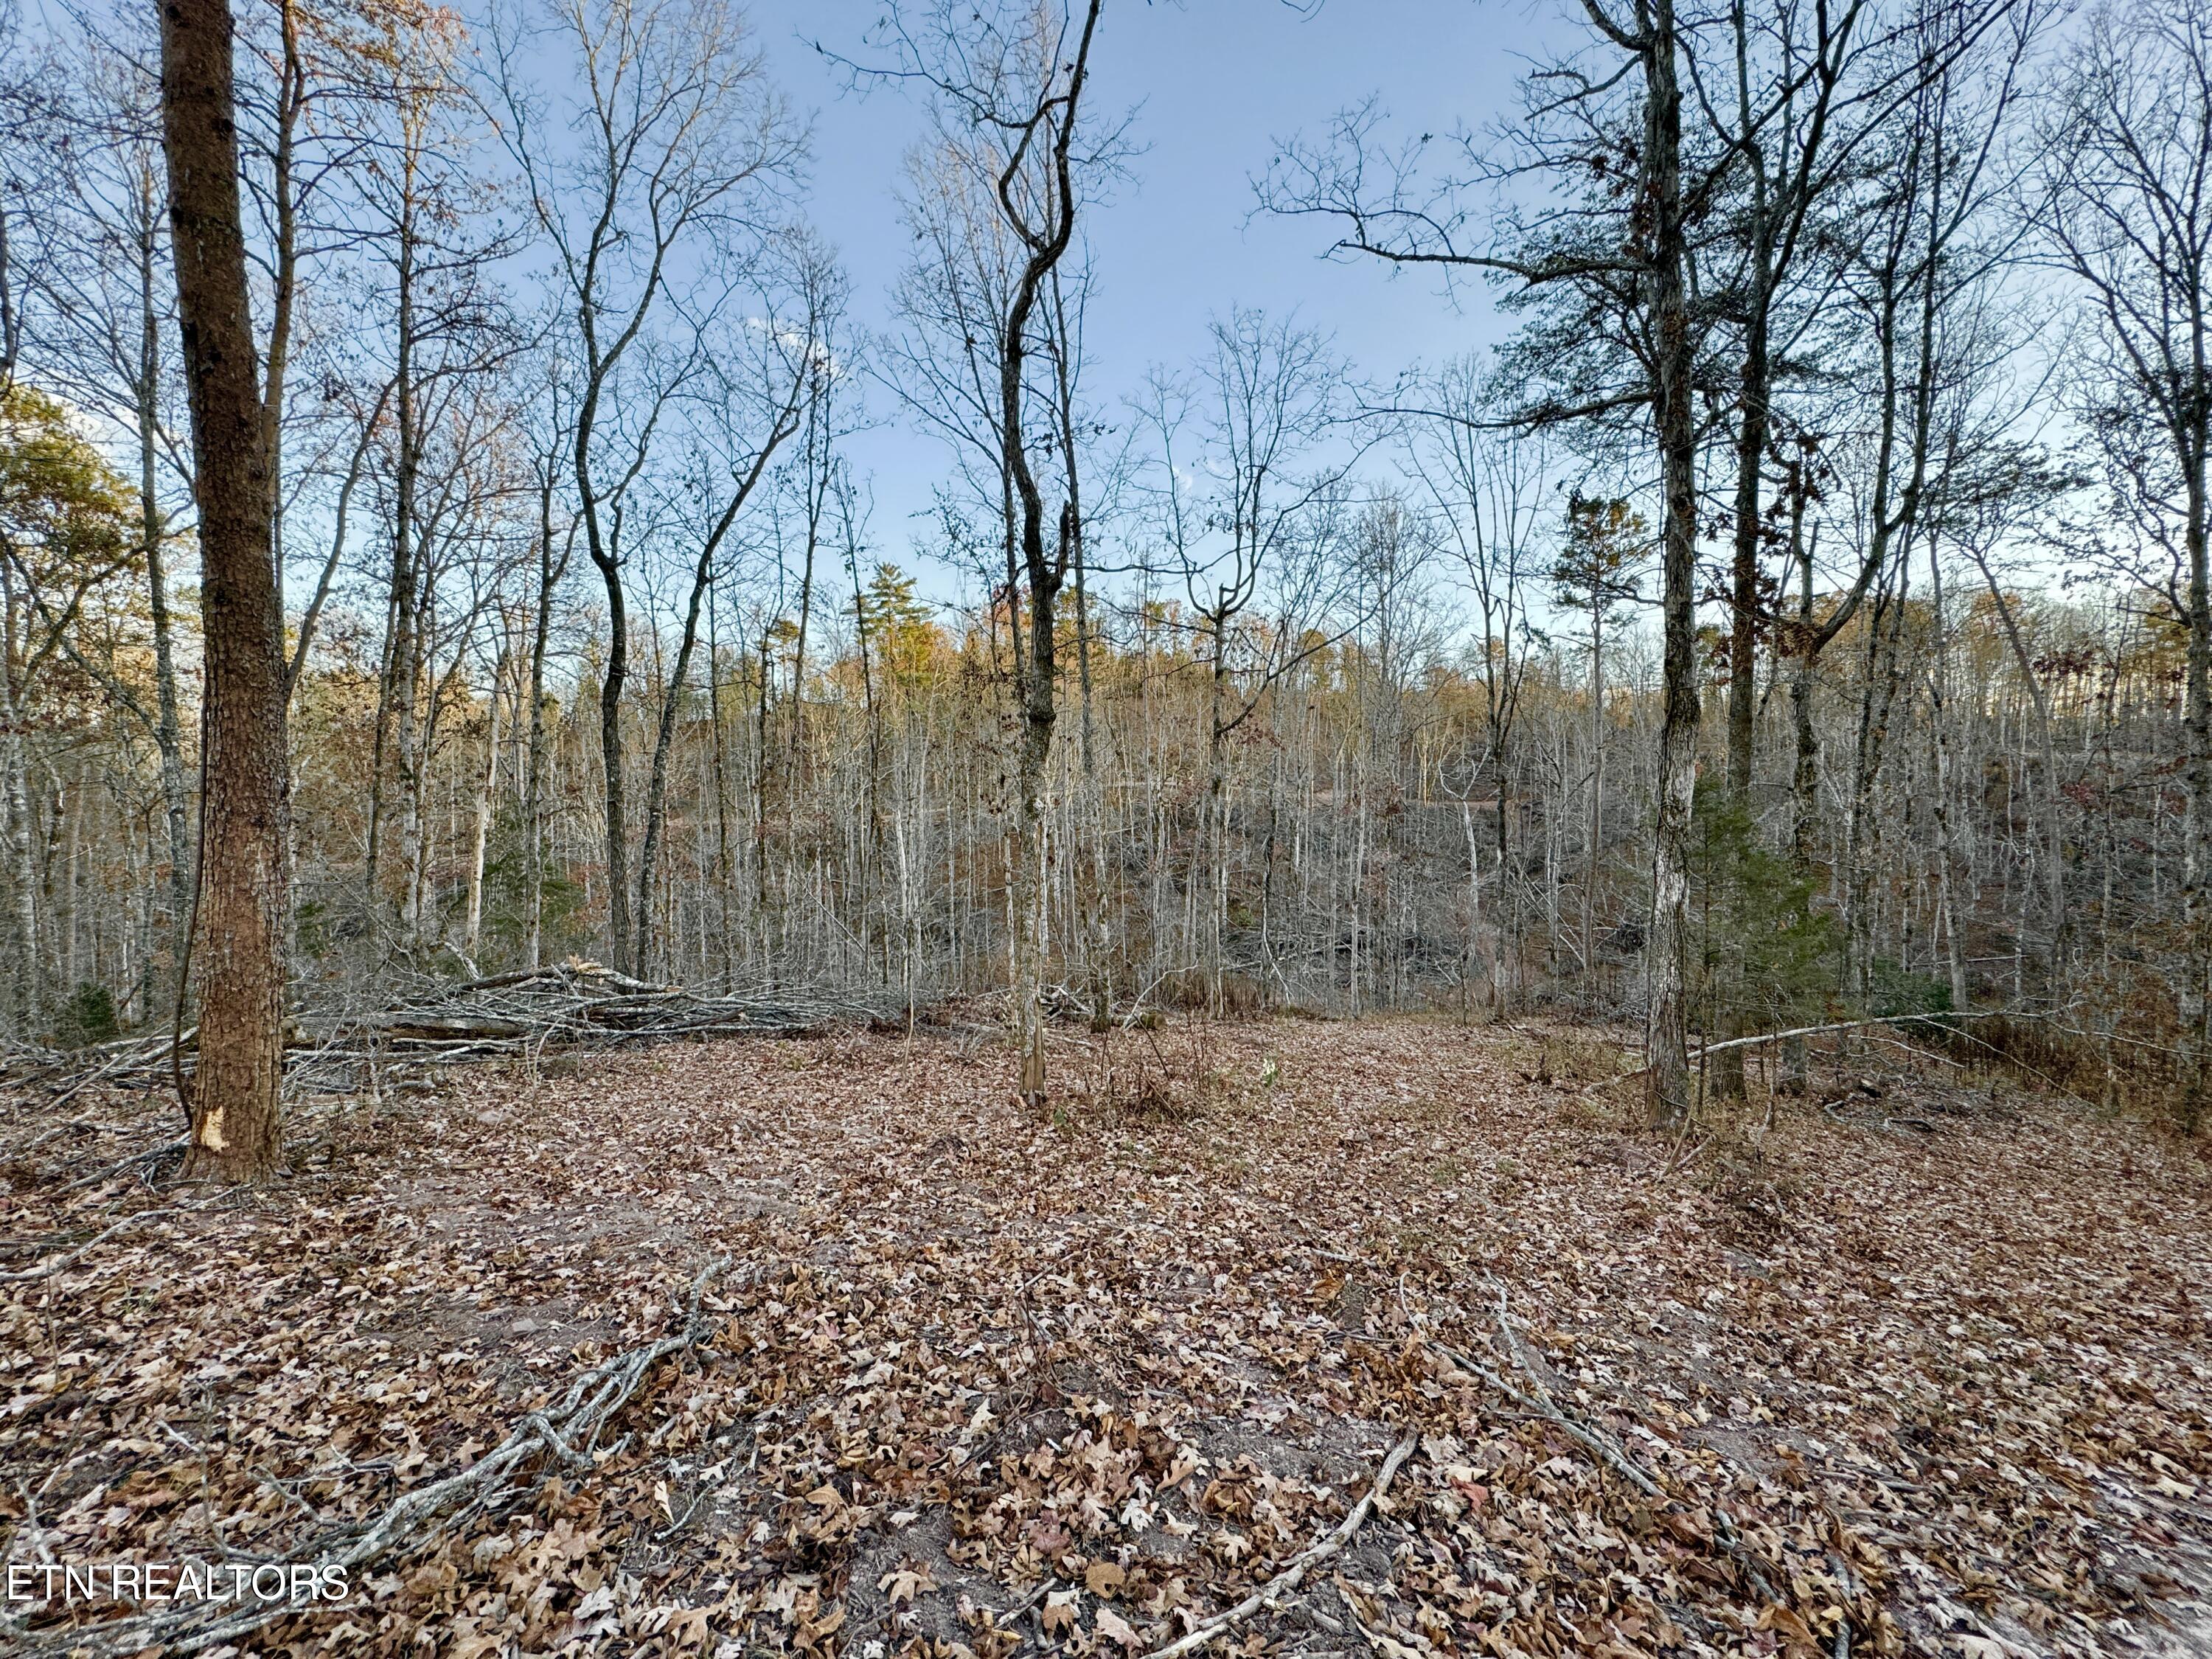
0, 963, 900, 1102
284, 961, 896, 1095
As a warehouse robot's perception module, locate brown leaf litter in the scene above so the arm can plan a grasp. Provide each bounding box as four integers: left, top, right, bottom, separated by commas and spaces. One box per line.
3, 1016, 2209, 1659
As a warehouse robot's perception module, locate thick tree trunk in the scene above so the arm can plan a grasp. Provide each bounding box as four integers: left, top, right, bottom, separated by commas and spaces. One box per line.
996, 2, 1102, 1110
1711, 284, 1771, 1102
1009, 491, 1060, 1110
161, 0, 288, 1180
1644, 0, 1700, 1133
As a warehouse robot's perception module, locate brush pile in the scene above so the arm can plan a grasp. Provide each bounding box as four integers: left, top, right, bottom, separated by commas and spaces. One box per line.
0, 960, 897, 1100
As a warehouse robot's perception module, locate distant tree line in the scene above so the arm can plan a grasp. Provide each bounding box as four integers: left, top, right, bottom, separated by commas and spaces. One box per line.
0, 0, 2206, 1175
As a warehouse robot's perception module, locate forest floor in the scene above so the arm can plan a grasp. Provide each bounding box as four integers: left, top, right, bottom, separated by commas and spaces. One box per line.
3, 1013, 2211, 1659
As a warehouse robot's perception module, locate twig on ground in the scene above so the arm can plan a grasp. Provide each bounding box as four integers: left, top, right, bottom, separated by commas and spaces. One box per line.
1135, 1433, 1419, 1659
58, 1139, 187, 1193
7, 1259, 736, 1658
1427, 1287, 1663, 1502
1712, 1506, 1783, 1604
1434, 1298, 1798, 1610
0, 1207, 177, 1284
1656, 1134, 1711, 1183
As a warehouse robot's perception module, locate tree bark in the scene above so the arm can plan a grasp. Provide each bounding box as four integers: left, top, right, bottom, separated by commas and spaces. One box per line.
997, 0, 1103, 1111
1643, 0, 1700, 1133
161, 0, 288, 1180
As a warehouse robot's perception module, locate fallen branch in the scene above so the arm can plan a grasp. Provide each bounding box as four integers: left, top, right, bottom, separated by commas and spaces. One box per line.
3, 965, 903, 1108
8, 1259, 734, 1658
1431, 1297, 1797, 1607
0, 1207, 177, 1284
1656, 1133, 1711, 1183
1578, 1008, 2037, 1100
59, 1138, 187, 1193
1427, 1287, 1662, 1502
1137, 1432, 1419, 1659
1694, 1009, 2023, 1058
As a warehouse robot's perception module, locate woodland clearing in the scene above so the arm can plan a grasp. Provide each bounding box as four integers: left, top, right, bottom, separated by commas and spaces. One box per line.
2, 1016, 2209, 1659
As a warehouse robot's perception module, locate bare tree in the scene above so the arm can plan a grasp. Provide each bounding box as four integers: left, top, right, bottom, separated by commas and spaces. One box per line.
855, 0, 1107, 1109
1265, 0, 1707, 1125
1138, 308, 1357, 1006
1401, 356, 1553, 1012
2037, 0, 2212, 1125
33, 39, 196, 995
487, 0, 799, 973
632, 237, 837, 976
356, 1, 516, 951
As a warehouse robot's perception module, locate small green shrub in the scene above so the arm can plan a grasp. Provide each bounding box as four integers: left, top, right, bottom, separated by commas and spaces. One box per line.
1867, 960, 1952, 1021
56, 981, 121, 1048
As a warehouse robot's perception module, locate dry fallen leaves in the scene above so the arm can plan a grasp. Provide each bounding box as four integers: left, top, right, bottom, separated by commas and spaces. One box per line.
2, 1015, 2208, 1659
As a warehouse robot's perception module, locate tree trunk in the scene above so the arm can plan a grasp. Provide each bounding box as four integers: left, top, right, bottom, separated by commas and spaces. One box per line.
636, 407, 799, 975
389, 175, 425, 949
0, 558, 37, 1033
1644, 0, 1700, 1133
2182, 465, 2210, 1129
136, 197, 192, 980
525, 472, 558, 970
1586, 605, 1603, 1010
594, 552, 630, 972
996, 1, 1103, 1110
1711, 282, 1770, 1101
1925, 546, 1970, 1014
636, 562, 715, 978
465, 650, 503, 964
161, 0, 288, 1180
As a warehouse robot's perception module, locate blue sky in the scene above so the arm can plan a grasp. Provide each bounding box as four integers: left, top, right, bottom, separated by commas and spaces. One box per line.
742, 0, 1571, 583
